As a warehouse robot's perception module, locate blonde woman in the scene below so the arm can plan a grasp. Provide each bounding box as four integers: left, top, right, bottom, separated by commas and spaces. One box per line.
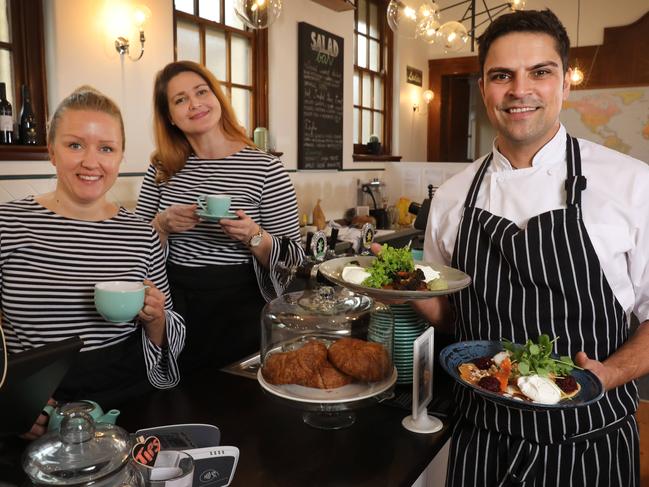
136, 61, 303, 372
0, 87, 185, 417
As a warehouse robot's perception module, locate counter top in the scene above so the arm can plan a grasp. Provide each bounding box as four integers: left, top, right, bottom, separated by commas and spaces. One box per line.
118, 369, 453, 487
0, 365, 455, 487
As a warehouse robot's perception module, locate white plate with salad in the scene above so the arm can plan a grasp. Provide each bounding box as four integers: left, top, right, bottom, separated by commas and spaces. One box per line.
318, 246, 472, 300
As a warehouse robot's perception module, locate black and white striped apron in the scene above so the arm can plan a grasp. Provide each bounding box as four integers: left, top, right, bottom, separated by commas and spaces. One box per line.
446, 135, 639, 486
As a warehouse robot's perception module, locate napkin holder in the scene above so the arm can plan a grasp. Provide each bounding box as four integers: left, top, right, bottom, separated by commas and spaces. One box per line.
136, 424, 239, 487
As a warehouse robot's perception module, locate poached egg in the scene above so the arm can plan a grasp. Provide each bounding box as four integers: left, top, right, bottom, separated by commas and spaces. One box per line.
516, 375, 562, 404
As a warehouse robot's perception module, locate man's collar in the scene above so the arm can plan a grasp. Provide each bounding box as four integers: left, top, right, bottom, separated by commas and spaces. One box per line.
491, 125, 567, 171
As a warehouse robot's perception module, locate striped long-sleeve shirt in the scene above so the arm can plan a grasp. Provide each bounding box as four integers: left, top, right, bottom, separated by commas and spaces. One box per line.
0, 196, 186, 389
135, 147, 304, 301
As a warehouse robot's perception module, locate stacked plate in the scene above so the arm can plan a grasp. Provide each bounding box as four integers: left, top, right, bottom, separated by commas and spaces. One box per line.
368, 304, 429, 385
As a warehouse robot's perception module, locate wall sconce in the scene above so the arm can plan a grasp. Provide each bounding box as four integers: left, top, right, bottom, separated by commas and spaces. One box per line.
413, 89, 435, 113
114, 5, 151, 61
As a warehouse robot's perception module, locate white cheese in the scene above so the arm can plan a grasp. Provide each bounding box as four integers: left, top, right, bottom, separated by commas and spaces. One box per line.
516, 375, 562, 404
341, 265, 371, 285
414, 264, 441, 283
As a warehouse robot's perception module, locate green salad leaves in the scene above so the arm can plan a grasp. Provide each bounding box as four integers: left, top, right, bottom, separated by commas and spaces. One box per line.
362, 244, 414, 289
502, 334, 578, 377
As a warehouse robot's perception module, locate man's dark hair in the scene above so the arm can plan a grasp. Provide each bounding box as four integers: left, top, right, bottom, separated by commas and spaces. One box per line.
477, 9, 570, 76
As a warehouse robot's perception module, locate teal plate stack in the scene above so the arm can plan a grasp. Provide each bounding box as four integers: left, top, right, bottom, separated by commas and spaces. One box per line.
369, 304, 428, 385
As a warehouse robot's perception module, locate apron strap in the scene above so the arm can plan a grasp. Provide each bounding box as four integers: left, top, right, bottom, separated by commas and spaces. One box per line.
464, 153, 493, 209
565, 134, 587, 208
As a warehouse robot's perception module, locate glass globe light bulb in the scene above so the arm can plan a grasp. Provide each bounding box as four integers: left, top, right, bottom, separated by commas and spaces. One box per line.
509, 0, 526, 11
423, 90, 435, 103
415, 1, 440, 43
387, 0, 430, 40
570, 66, 584, 85
234, 0, 282, 29
437, 21, 469, 52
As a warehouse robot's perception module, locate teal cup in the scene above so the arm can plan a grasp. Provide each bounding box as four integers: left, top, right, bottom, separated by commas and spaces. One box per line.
197, 194, 231, 216
94, 281, 146, 323
411, 249, 424, 261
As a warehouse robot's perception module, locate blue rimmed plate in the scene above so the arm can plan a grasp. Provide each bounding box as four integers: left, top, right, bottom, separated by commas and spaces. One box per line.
439, 340, 605, 411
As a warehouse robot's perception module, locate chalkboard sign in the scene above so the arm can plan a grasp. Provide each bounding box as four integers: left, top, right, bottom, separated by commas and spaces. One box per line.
298, 22, 344, 170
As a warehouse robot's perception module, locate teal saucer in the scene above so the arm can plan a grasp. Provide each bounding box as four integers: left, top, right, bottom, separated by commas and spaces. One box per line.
196, 210, 238, 222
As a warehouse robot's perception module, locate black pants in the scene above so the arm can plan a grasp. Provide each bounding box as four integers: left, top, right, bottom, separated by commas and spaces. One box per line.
54, 332, 152, 410
167, 262, 266, 374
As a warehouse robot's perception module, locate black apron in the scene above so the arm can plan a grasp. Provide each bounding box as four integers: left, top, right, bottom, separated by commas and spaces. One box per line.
54, 331, 153, 410
446, 135, 639, 486
167, 262, 265, 374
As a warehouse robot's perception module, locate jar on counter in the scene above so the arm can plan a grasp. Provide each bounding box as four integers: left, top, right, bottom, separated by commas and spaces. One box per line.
23, 410, 143, 487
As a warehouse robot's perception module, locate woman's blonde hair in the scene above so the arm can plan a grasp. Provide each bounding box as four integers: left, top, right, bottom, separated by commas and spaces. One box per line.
48, 85, 125, 150
151, 61, 254, 183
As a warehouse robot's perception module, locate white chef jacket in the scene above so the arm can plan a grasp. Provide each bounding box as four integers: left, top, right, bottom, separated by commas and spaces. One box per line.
424, 124, 649, 323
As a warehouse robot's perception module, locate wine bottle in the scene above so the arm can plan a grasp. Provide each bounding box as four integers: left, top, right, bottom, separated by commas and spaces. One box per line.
19, 84, 37, 145
0, 82, 13, 144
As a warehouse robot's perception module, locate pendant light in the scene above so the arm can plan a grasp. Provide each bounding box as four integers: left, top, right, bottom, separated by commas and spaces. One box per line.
570, 0, 584, 86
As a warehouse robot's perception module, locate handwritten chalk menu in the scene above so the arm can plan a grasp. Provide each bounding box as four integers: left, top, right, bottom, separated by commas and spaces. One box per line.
298, 22, 344, 170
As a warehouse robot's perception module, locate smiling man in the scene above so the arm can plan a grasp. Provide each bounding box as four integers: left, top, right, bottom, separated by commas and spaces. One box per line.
420, 9, 649, 487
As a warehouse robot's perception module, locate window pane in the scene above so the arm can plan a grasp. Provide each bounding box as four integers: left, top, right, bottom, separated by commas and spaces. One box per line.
199, 0, 220, 22
373, 76, 383, 110
357, 35, 367, 69
0, 49, 13, 107
353, 108, 360, 144
369, 1, 378, 38
362, 72, 371, 107
231, 35, 251, 85
225, 0, 245, 29
373, 112, 383, 141
176, 20, 201, 62
174, 0, 194, 14
0, 0, 9, 43
357, 0, 367, 34
362, 109, 371, 144
353, 71, 359, 105
205, 29, 227, 81
369, 39, 379, 72
231, 87, 251, 133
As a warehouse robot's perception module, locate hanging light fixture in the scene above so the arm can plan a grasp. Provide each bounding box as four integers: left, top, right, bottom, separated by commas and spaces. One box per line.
416, 1, 441, 43
234, 0, 282, 29
387, 0, 432, 40
387, 0, 526, 51
569, 0, 584, 86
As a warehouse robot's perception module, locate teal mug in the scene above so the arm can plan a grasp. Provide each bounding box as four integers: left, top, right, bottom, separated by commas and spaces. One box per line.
94, 281, 147, 323
43, 400, 120, 432
196, 194, 231, 216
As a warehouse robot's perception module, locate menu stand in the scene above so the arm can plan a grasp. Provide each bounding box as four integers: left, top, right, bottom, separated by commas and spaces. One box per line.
402, 328, 443, 434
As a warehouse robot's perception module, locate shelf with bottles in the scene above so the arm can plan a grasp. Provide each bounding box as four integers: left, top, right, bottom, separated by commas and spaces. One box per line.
0, 83, 47, 160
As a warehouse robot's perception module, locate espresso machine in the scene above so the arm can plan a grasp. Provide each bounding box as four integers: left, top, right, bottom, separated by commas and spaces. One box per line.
357, 178, 388, 229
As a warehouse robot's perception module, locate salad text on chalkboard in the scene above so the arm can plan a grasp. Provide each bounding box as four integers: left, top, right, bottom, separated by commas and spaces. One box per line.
298, 22, 344, 170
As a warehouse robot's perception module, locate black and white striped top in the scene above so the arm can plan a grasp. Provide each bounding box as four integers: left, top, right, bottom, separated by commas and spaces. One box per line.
135, 147, 304, 301
0, 196, 186, 389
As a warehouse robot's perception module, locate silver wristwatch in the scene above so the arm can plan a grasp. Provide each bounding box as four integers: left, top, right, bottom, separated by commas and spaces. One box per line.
247, 227, 264, 248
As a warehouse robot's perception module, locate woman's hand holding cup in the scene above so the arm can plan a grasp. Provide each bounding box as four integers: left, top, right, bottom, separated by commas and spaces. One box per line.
219, 209, 260, 245
139, 280, 166, 347
156, 204, 200, 235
